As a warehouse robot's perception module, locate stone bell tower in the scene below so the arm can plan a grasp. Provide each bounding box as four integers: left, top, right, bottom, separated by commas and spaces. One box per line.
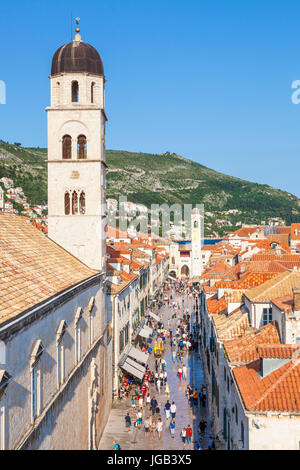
46, 19, 107, 271
191, 207, 202, 278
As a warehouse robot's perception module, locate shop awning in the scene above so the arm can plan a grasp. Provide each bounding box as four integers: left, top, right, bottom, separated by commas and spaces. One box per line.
148, 310, 160, 322
168, 274, 177, 280
139, 328, 150, 338
125, 357, 146, 374
127, 346, 149, 364
121, 361, 144, 380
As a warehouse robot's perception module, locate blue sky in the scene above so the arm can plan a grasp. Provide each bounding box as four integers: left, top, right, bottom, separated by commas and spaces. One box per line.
1, 0, 300, 196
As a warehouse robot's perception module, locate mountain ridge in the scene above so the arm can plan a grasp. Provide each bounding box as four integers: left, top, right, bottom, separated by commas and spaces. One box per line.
0, 141, 299, 236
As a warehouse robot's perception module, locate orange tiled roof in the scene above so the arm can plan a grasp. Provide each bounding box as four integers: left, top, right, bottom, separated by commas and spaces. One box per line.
266, 233, 290, 247
224, 322, 280, 363
120, 271, 138, 282
233, 359, 300, 412
252, 254, 300, 262
246, 270, 300, 302
257, 344, 300, 359
216, 272, 278, 290
206, 294, 227, 314
213, 305, 250, 340
203, 284, 217, 294
271, 294, 294, 314
106, 226, 131, 239
229, 226, 265, 238
277, 226, 292, 235
0, 214, 98, 325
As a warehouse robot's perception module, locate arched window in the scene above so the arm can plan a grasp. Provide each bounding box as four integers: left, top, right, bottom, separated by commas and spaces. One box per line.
64, 192, 70, 215
72, 81, 79, 102
62, 135, 72, 159
77, 135, 87, 159
91, 82, 95, 103
56, 320, 66, 387
79, 191, 85, 214
72, 191, 78, 215
194, 221, 198, 228
30, 340, 44, 423
75, 308, 83, 363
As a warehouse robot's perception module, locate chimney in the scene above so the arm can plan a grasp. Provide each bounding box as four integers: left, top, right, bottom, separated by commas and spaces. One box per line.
217, 288, 224, 300
293, 287, 300, 312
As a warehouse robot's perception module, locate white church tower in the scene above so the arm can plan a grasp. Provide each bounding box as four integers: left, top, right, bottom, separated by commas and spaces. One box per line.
191, 207, 202, 278
46, 20, 107, 270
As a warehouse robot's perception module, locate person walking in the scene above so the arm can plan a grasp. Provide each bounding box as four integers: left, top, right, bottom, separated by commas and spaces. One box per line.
193, 388, 199, 407
180, 427, 186, 448
170, 401, 177, 419
163, 370, 168, 384
136, 409, 143, 429
186, 425, 193, 446
156, 418, 163, 439
208, 436, 216, 450
131, 395, 136, 409
164, 399, 171, 420
178, 366, 182, 381
112, 440, 121, 450
165, 381, 170, 398
151, 420, 156, 440
172, 350, 176, 363
182, 364, 187, 380
146, 393, 151, 410
189, 390, 194, 408
156, 378, 161, 393
198, 418, 207, 434
151, 396, 158, 416
125, 412, 131, 432
138, 395, 144, 408
144, 416, 150, 438
169, 418, 175, 438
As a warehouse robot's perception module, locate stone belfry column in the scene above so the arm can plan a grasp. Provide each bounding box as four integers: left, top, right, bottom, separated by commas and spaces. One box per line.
191, 208, 202, 278
46, 20, 107, 271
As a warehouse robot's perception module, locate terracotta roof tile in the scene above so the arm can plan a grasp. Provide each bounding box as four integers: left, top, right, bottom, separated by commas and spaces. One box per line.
234, 358, 300, 412
224, 322, 280, 363
0, 214, 98, 324
257, 344, 300, 359
246, 270, 300, 302
206, 294, 227, 314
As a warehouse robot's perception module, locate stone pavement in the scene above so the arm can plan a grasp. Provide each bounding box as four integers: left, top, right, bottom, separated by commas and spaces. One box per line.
99, 289, 211, 450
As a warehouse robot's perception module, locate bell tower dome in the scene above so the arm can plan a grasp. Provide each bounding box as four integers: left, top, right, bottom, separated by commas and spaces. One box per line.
46, 20, 107, 271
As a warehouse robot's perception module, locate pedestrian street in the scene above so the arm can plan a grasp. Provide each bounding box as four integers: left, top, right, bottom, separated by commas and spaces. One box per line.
99, 288, 212, 451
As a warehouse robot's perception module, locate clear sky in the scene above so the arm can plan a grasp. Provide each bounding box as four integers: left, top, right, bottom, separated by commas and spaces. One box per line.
1, 0, 300, 196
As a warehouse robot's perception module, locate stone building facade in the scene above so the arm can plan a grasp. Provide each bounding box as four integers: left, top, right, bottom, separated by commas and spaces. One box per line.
0, 24, 111, 450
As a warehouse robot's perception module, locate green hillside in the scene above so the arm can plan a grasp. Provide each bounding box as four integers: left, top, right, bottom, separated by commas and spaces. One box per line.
0, 141, 299, 236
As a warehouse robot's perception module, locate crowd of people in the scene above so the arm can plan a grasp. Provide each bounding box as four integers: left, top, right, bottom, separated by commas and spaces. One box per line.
114, 279, 215, 451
